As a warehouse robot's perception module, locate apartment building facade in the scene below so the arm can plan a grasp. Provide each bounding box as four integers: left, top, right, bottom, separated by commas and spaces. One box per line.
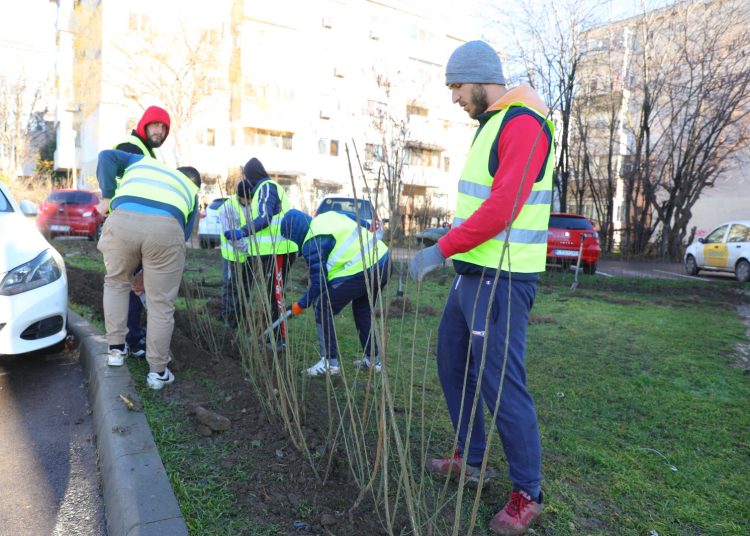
574, 0, 750, 247
54, 0, 479, 232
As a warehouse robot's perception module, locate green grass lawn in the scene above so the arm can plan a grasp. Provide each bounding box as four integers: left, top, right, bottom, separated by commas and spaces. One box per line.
58, 238, 750, 535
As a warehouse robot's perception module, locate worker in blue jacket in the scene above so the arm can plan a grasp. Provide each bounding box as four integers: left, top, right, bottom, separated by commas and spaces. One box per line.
222, 158, 298, 347
279, 209, 390, 376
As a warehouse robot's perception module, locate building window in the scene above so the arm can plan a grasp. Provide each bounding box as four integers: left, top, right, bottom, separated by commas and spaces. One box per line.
407, 146, 441, 168
406, 103, 428, 117
318, 138, 329, 155
443, 156, 450, 172
206, 128, 215, 147
128, 13, 151, 33
365, 143, 384, 161
330, 139, 339, 157
244, 127, 294, 150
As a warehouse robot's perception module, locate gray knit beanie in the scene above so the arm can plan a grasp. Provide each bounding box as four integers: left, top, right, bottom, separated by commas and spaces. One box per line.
445, 40, 505, 86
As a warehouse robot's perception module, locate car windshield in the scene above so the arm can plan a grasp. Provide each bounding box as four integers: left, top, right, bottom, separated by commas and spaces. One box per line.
318, 198, 373, 219
47, 191, 94, 205
0, 189, 12, 213
208, 198, 228, 210
549, 215, 594, 230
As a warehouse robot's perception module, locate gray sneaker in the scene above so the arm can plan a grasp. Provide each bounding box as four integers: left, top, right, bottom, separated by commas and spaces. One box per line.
353, 357, 382, 372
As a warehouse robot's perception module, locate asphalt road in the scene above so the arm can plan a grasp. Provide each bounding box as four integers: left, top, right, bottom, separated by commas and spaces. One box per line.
0, 343, 106, 536
596, 258, 739, 282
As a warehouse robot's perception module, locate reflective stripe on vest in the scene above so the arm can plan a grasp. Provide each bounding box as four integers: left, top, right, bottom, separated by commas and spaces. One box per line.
246, 179, 299, 256
305, 212, 388, 280
219, 195, 249, 262
113, 135, 154, 185
451, 103, 554, 273
112, 157, 198, 222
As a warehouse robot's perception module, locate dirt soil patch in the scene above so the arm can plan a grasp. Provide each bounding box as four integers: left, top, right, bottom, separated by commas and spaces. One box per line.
65, 247, 389, 535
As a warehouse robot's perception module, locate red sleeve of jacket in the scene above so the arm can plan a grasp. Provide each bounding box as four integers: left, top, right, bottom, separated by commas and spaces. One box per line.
436, 114, 550, 258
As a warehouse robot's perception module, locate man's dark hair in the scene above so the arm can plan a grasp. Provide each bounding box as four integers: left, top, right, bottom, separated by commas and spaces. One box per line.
177, 166, 201, 187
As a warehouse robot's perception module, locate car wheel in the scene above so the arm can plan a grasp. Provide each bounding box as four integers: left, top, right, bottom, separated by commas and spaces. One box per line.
685, 255, 699, 276
735, 259, 750, 283
199, 238, 209, 249
89, 224, 103, 241
583, 262, 597, 275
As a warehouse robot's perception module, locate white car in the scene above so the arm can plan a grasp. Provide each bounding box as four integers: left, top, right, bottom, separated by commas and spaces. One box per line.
684, 220, 750, 283
0, 182, 68, 355
198, 197, 229, 248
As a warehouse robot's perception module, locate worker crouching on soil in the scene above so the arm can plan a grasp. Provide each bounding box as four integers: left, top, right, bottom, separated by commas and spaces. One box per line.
279, 208, 390, 376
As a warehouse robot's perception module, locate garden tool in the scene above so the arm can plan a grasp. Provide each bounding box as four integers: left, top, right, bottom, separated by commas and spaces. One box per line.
571, 232, 588, 291
263, 308, 293, 339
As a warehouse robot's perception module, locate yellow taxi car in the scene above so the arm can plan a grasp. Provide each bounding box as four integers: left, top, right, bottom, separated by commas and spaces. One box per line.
684, 220, 750, 283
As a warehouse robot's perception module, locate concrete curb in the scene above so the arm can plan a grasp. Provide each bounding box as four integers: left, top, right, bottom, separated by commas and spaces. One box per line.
67, 309, 188, 536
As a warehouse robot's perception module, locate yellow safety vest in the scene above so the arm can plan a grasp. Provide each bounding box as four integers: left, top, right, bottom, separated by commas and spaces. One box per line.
114, 134, 153, 158
112, 157, 198, 222
218, 195, 249, 263
451, 103, 554, 273
305, 212, 388, 280
246, 179, 298, 256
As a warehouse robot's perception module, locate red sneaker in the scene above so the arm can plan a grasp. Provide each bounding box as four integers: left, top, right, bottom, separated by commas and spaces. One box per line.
425, 450, 496, 485
488, 490, 543, 535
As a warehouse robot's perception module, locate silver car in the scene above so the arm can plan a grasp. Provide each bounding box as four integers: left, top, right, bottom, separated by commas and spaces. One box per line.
198, 197, 229, 248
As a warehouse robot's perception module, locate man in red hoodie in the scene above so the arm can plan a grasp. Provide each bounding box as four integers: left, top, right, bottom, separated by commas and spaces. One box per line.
114, 106, 172, 360
409, 40, 553, 536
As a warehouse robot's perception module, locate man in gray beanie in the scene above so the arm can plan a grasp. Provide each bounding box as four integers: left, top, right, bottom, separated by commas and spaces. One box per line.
410, 39, 554, 535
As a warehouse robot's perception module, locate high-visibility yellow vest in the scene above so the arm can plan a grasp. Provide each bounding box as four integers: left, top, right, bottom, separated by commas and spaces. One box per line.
305, 212, 388, 280
246, 180, 298, 256
112, 157, 198, 222
218, 195, 249, 263
451, 104, 554, 273
115, 134, 153, 158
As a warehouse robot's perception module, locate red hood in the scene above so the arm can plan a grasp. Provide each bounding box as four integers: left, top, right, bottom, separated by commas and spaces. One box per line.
135, 106, 171, 140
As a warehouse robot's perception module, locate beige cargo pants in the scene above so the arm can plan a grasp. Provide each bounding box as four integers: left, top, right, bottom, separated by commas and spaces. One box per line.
97, 209, 186, 373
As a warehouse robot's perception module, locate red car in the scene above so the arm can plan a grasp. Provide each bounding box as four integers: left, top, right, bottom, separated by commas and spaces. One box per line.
546, 213, 601, 274
36, 189, 105, 241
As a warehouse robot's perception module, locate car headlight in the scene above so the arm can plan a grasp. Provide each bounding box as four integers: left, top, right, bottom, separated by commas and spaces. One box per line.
0, 249, 64, 296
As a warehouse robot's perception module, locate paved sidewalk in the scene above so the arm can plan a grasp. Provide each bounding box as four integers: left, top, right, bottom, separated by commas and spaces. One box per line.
67, 310, 188, 536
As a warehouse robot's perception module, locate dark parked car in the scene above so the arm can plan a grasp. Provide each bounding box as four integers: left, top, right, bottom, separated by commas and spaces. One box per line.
314, 195, 384, 240
36, 189, 105, 241
415, 226, 450, 246
546, 213, 601, 274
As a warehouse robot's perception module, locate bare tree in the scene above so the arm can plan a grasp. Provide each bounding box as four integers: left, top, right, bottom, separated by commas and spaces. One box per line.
623, 0, 750, 257
571, 23, 634, 252
113, 21, 225, 163
368, 74, 411, 240
0, 77, 42, 182
495, 0, 602, 212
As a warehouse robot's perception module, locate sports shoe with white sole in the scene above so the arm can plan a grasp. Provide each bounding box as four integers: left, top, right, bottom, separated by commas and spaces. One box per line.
305, 358, 340, 377
128, 338, 146, 359
146, 367, 175, 390
353, 357, 382, 373
108, 347, 126, 367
